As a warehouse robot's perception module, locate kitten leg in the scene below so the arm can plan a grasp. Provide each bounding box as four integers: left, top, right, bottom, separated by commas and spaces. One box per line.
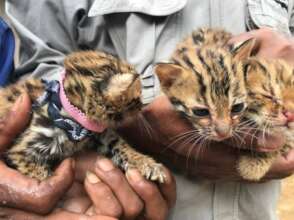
237, 152, 278, 181
110, 139, 167, 183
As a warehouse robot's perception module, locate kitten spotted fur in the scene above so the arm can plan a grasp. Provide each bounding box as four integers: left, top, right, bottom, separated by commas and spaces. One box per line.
1, 51, 165, 182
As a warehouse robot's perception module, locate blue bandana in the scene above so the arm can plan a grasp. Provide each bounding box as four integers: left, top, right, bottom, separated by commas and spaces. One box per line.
33, 80, 92, 141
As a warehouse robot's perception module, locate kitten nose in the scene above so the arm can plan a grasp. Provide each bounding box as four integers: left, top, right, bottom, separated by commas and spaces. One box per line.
284, 111, 294, 122
215, 122, 231, 139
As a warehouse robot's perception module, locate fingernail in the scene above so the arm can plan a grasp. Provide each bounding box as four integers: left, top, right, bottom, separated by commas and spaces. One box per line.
86, 171, 100, 184
126, 169, 143, 183
96, 157, 114, 172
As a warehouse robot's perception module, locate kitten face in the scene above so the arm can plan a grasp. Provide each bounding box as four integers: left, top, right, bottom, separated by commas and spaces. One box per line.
155, 42, 252, 141
63, 51, 142, 127
102, 73, 142, 125
244, 59, 288, 134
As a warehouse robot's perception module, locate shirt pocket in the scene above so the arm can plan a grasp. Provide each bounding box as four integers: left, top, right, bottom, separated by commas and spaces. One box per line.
246, 0, 291, 35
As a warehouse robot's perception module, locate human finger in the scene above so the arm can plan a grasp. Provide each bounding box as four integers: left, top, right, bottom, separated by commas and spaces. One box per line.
0, 93, 31, 151
84, 171, 122, 218
74, 150, 98, 182
126, 169, 170, 220
94, 157, 144, 220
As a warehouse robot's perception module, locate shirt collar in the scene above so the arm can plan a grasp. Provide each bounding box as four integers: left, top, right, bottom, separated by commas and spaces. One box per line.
88, 0, 187, 17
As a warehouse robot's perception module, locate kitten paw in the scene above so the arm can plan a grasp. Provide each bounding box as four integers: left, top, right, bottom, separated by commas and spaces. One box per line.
237, 155, 272, 181
128, 159, 167, 183
139, 162, 166, 183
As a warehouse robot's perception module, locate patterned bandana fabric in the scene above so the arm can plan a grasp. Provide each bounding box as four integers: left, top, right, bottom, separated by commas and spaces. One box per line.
33, 80, 92, 141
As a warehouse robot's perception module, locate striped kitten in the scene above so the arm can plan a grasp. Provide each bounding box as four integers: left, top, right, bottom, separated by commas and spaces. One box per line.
1, 51, 165, 182
237, 58, 294, 180
154, 27, 294, 181
154, 28, 253, 142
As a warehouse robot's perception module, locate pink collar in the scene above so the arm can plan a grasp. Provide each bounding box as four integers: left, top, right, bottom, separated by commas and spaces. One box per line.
59, 70, 107, 133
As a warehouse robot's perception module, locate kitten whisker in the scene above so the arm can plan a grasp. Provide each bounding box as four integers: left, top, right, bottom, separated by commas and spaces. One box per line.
162, 131, 196, 153
138, 114, 154, 140
190, 134, 207, 163
185, 134, 205, 169
171, 129, 200, 140
232, 130, 246, 146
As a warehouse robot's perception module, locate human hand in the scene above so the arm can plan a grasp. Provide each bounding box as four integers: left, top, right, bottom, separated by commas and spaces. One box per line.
3, 152, 176, 219
229, 27, 294, 65
0, 181, 117, 220
0, 93, 75, 214
75, 152, 176, 220
118, 95, 288, 181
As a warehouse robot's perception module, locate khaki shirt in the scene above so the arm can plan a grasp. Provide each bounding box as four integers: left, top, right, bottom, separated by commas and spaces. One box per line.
6, 0, 294, 219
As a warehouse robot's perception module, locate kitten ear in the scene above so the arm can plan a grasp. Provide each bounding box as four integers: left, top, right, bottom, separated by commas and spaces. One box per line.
231, 38, 256, 60
154, 63, 184, 90
126, 73, 141, 97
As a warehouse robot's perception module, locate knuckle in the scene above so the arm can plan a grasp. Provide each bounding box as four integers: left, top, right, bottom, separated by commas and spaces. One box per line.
141, 184, 158, 199
107, 203, 123, 218
125, 200, 144, 218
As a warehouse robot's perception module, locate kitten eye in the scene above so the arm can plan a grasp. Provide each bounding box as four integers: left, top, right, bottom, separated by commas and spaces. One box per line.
231, 103, 245, 114
192, 108, 210, 117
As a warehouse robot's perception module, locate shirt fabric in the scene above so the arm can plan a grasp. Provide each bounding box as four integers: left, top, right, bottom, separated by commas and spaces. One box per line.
5, 0, 294, 219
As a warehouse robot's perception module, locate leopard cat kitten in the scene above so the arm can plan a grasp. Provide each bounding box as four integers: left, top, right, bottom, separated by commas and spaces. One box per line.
1, 51, 166, 182
237, 57, 294, 181
154, 28, 254, 142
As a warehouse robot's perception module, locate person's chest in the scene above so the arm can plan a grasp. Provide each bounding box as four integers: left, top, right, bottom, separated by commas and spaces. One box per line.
102, 0, 246, 64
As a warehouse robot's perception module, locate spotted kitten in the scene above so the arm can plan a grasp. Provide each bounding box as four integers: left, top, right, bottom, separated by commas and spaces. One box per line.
1, 51, 165, 182
154, 28, 253, 143
237, 57, 294, 181
155, 28, 294, 181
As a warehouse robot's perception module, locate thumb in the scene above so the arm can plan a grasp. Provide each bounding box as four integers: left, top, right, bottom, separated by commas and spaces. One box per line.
0, 93, 31, 150
255, 132, 285, 152
0, 159, 75, 214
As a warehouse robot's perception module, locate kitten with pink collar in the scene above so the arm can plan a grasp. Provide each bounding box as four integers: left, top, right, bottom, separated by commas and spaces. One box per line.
1, 51, 165, 182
